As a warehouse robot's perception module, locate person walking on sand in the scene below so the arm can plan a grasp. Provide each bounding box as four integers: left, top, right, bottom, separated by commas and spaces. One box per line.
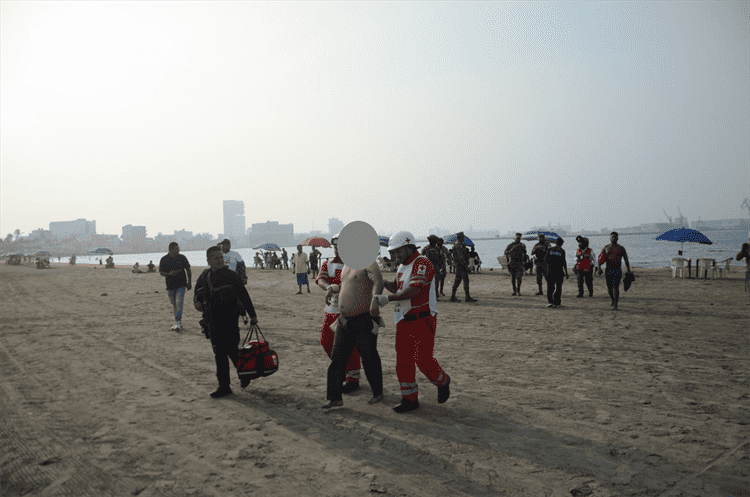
737, 239, 750, 305
194, 246, 258, 398
220, 239, 247, 285
450, 232, 476, 303
316, 233, 362, 394
322, 248, 385, 409
421, 235, 445, 301
294, 245, 310, 294
309, 246, 322, 280
374, 231, 451, 414
436, 238, 448, 296
574, 235, 596, 298
159, 242, 192, 331
505, 233, 527, 296
281, 248, 289, 270
597, 232, 631, 310
545, 237, 569, 308
532, 234, 551, 296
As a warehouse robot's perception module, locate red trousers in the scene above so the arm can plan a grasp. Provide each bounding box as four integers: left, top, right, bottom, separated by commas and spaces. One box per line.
395, 315, 449, 401
321, 313, 361, 383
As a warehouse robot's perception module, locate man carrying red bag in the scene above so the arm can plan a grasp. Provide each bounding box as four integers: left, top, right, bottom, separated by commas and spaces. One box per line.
194, 246, 259, 398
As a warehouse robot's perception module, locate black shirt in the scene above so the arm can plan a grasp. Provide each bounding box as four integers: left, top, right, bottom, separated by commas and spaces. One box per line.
545, 245, 567, 274
194, 267, 257, 332
159, 254, 191, 290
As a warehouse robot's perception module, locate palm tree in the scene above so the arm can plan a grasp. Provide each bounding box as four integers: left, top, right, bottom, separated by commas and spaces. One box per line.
13, 229, 20, 241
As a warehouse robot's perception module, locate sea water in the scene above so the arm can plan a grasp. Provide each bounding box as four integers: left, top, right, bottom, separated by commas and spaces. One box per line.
68, 231, 749, 270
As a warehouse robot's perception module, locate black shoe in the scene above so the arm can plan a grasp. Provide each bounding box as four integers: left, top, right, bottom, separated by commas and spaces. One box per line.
576, 294, 583, 298
240, 376, 251, 388
450, 296, 460, 302
589, 294, 593, 298
342, 381, 360, 394
438, 379, 451, 404
322, 400, 344, 409
393, 398, 420, 413
535, 291, 544, 296
465, 297, 477, 303
210, 387, 232, 398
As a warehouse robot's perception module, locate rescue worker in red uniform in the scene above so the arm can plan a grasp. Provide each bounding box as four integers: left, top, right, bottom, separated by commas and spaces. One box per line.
374, 231, 451, 414
574, 235, 595, 298
316, 233, 362, 393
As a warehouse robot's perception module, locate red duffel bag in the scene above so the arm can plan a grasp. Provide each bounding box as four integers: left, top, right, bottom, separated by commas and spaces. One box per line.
237, 324, 279, 381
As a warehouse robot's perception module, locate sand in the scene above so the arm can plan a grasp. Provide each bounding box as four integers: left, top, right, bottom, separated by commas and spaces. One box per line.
1, 263, 748, 497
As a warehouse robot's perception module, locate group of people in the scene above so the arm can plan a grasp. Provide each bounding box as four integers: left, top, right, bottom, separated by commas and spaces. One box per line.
131, 261, 156, 273
254, 249, 289, 270
153, 231, 750, 406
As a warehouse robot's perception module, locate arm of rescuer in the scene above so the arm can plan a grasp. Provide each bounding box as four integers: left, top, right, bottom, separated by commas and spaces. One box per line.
378, 258, 430, 307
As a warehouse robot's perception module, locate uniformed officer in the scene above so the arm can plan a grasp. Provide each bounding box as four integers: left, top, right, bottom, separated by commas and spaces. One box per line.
449, 232, 477, 303
531, 233, 551, 296
504, 233, 527, 296
421, 235, 445, 302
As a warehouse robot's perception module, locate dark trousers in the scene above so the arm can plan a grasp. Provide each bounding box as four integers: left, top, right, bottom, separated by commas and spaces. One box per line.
212, 328, 241, 388
435, 270, 445, 295
452, 266, 470, 296
536, 265, 547, 290
547, 273, 564, 305
577, 271, 594, 296
327, 313, 383, 402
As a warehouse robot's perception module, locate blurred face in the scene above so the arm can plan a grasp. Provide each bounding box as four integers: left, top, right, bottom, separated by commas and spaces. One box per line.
169, 245, 180, 257
221, 242, 230, 253
610, 233, 619, 244
207, 250, 225, 270
514, 234, 521, 243
538, 235, 545, 243
297, 245, 302, 253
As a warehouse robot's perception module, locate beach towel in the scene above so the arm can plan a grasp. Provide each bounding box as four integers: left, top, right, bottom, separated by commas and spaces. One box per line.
623, 271, 635, 292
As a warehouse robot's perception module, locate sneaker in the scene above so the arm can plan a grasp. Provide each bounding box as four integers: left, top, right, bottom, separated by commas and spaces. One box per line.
240, 376, 251, 388
210, 387, 232, 398
322, 400, 344, 409
175, 321, 182, 331
170, 324, 178, 331
449, 296, 460, 302
342, 382, 360, 394
512, 292, 517, 296
576, 294, 583, 298
535, 291, 544, 296
368, 394, 384, 405
547, 303, 555, 308
437, 379, 451, 404
393, 398, 420, 413
465, 297, 477, 303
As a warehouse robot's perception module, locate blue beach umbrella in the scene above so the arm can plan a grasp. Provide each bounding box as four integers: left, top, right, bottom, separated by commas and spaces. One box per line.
253, 242, 281, 251
379, 236, 390, 247
655, 227, 712, 254
442, 233, 475, 246
521, 230, 559, 242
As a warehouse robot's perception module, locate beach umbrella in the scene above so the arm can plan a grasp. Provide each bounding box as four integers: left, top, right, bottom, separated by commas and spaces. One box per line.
442, 233, 475, 246
655, 227, 712, 253
521, 230, 559, 242
379, 236, 390, 247
253, 242, 281, 251
301, 237, 331, 248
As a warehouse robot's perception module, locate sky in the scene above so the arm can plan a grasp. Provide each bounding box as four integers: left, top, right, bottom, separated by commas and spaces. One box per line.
1, 1, 749, 239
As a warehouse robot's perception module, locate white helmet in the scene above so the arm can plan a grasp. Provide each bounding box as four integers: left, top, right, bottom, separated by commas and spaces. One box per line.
331, 232, 341, 245
388, 231, 416, 251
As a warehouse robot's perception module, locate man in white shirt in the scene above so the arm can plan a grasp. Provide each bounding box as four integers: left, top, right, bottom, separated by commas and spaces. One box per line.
220, 239, 247, 285
294, 245, 310, 294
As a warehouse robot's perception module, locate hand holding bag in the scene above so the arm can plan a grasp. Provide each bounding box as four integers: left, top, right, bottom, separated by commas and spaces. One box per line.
236, 324, 279, 380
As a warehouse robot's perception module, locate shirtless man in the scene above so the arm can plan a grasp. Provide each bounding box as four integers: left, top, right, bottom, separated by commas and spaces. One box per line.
322, 258, 385, 409
597, 232, 631, 310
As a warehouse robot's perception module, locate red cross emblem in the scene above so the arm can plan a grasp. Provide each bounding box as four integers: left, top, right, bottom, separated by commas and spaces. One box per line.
405, 237, 410, 243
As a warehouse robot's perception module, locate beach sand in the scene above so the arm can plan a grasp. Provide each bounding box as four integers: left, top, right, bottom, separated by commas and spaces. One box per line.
1, 263, 748, 497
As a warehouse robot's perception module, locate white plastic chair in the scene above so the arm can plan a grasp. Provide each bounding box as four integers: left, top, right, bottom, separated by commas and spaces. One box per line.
698, 259, 717, 279
715, 258, 732, 278
670, 258, 688, 278
496, 256, 504, 272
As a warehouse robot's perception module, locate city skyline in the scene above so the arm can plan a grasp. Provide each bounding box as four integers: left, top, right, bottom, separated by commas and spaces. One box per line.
2, 2, 748, 239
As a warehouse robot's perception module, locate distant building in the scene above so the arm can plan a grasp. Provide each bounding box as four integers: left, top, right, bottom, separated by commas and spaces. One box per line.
49, 218, 96, 239
122, 225, 147, 251
223, 200, 246, 245
29, 228, 53, 240
328, 218, 344, 236
173, 229, 193, 242
249, 221, 294, 247
692, 218, 749, 230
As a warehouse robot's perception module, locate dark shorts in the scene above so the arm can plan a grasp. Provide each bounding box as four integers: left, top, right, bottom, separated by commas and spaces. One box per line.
297, 273, 308, 285
606, 269, 622, 287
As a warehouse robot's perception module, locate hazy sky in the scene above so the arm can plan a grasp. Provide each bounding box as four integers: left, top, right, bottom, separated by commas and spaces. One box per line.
2, 1, 748, 239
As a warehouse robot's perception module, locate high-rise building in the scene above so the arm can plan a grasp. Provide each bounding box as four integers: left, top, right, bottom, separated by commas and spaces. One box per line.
328, 217, 344, 236
49, 218, 96, 238
122, 225, 147, 250
223, 200, 246, 245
